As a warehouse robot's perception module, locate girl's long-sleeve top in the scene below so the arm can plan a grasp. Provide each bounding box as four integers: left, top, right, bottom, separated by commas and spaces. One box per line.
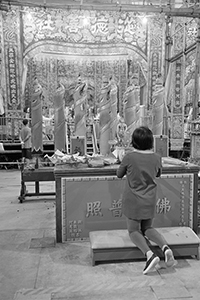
117, 150, 162, 220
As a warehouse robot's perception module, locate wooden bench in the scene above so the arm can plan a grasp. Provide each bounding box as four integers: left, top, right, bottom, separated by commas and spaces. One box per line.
89, 227, 200, 266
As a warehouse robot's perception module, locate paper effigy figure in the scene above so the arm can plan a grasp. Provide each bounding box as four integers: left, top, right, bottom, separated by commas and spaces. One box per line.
31, 78, 43, 153
152, 76, 164, 135
99, 77, 111, 155
74, 75, 87, 138
123, 74, 140, 136
54, 83, 66, 152
109, 76, 118, 141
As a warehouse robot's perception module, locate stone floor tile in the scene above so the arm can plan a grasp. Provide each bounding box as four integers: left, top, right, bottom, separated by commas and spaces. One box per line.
30, 237, 55, 248
152, 285, 191, 299
51, 287, 157, 300
14, 291, 50, 300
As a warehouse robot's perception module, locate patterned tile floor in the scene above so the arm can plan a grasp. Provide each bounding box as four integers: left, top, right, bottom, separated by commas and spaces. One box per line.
0, 170, 199, 300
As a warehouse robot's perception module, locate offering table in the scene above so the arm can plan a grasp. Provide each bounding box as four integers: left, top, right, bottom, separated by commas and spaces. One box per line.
54, 160, 199, 243
18, 164, 55, 203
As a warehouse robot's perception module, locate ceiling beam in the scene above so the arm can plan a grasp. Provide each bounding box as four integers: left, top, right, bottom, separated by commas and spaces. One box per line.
2, 0, 200, 18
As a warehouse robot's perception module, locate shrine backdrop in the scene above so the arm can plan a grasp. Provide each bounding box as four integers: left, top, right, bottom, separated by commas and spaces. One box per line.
0, 7, 199, 148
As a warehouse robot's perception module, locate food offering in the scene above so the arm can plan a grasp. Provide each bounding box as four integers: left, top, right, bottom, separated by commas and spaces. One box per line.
45, 150, 118, 169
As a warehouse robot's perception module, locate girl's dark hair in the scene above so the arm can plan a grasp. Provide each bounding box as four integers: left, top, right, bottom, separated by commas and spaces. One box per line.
23, 119, 28, 126
131, 126, 153, 150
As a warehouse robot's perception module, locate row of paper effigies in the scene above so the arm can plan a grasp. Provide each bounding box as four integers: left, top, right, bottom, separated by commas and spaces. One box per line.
44, 149, 118, 167
44, 148, 189, 168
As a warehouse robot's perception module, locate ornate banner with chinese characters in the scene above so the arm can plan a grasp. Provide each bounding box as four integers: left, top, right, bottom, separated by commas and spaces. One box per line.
61, 173, 194, 241
7, 46, 18, 108
3, 10, 21, 113
169, 18, 185, 150
148, 16, 165, 108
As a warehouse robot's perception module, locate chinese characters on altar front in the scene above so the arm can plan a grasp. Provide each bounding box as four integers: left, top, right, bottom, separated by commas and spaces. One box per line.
85, 199, 123, 218
85, 197, 171, 218
68, 197, 172, 240
156, 197, 171, 214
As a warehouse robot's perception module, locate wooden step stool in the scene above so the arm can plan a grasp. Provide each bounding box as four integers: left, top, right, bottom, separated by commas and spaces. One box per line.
89, 227, 200, 266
